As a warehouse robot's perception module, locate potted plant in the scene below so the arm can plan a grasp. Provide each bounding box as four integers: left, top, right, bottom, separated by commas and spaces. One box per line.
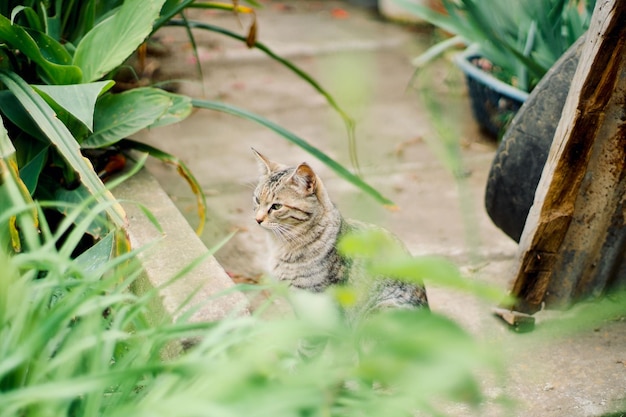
0, 0, 392, 260
396, 0, 595, 137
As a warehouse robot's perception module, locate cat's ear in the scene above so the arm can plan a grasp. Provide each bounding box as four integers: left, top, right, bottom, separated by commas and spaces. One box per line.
252, 148, 280, 174
290, 163, 317, 195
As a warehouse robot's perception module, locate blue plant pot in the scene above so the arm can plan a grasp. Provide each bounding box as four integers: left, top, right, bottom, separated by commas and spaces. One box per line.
346, 0, 378, 9
454, 49, 529, 138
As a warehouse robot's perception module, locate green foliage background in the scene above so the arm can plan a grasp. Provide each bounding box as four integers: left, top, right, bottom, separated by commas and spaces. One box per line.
2, 1, 624, 416
399, 0, 596, 92
0, 184, 506, 416
0, 2, 503, 416
0, 0, 391, 261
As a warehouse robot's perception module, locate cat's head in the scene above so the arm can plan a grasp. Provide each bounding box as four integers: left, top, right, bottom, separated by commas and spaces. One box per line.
252, 149, 333, 231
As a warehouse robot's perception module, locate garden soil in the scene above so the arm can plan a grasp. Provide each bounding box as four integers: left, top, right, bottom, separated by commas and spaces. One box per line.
132, 1, 626, 415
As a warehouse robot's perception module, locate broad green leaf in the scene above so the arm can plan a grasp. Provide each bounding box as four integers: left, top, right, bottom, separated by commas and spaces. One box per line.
33, 81, 114, 131
0, 15, 81, 84
29, 90, 92, 143
83, 88, 174, 149
0, 70, 125, 227
47, 4, 60, 40
0, 91, 47, 141
27, 29, 73, 65
73, 0, 167, 82
191, 99, 395, 207
14, 137, 49, 195
148, 92, 192, 128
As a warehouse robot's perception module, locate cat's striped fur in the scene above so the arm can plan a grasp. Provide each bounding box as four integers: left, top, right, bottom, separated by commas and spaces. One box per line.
252, 149, 428, 316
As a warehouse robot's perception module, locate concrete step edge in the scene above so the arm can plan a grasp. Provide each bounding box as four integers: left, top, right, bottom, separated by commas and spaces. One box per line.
113, 167, 250, 326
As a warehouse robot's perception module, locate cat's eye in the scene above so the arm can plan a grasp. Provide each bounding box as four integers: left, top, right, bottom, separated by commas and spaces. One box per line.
270, 203, 283, 212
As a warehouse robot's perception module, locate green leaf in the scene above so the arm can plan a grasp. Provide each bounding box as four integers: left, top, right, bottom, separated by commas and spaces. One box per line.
154, 0, 194, 30
11, 6, 44, 32
29, 90, 93, 143
338, 228, 405, 259
0, 70, 125, 227
339, 228, 509, 303
73, 0, 167, 82
148, 92, 192, 128
55, 0, 98, 45
0, 15, 82, 84
374, 256, 509, 304
357, 309, 486, 401
33, 81, 114, 131
398, 0, 592, 92
55, 185, 110, 239
27, 29, 73, 65
83, 88, 178, 149
0, 119, 38, 253
0, 91, 47, 141
191, 99, 395, 207
15, 138, 49, 195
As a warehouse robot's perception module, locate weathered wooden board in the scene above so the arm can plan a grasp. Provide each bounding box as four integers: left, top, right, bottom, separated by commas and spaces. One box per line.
508, 0, 626, 314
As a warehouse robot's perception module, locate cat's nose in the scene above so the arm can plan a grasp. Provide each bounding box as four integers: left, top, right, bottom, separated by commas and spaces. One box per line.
255, 215, 264, 224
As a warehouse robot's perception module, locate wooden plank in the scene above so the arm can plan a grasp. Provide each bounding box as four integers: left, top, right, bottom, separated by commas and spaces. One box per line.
492, 308, 535, 333
508, 0, 626, 313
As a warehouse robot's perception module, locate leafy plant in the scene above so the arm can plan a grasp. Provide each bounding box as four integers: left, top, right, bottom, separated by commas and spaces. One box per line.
0, 0, 390, 261
0, 249, 500, 417
6, 3, 626, 416
4, 153, 626, 415
0, 161, 507, 415
398, 0, 596, 92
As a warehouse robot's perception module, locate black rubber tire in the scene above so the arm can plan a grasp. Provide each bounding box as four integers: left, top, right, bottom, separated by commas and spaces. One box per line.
484, 35, 585, 242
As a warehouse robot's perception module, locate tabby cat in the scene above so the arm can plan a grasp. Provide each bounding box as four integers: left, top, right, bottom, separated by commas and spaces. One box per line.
252, 149, 428, 317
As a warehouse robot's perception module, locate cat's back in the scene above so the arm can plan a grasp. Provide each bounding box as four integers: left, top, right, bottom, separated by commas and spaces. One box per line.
340, 218, 429, 313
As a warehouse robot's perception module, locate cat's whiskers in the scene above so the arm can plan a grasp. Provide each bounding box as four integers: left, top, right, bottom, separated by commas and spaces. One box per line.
242, 180, 258, 190
273, 223, 307, 247
265, 223, 288, 244
266, 223, 294, 245
264, 222, 306, 248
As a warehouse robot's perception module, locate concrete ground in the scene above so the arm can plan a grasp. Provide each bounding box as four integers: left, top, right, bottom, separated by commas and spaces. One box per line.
133, 1, 626, 415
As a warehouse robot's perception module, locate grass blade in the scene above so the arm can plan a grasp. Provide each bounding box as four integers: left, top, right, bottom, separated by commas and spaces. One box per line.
0, 120, 39, 253
191, 98, 394, 207
166, 19, 360, 173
